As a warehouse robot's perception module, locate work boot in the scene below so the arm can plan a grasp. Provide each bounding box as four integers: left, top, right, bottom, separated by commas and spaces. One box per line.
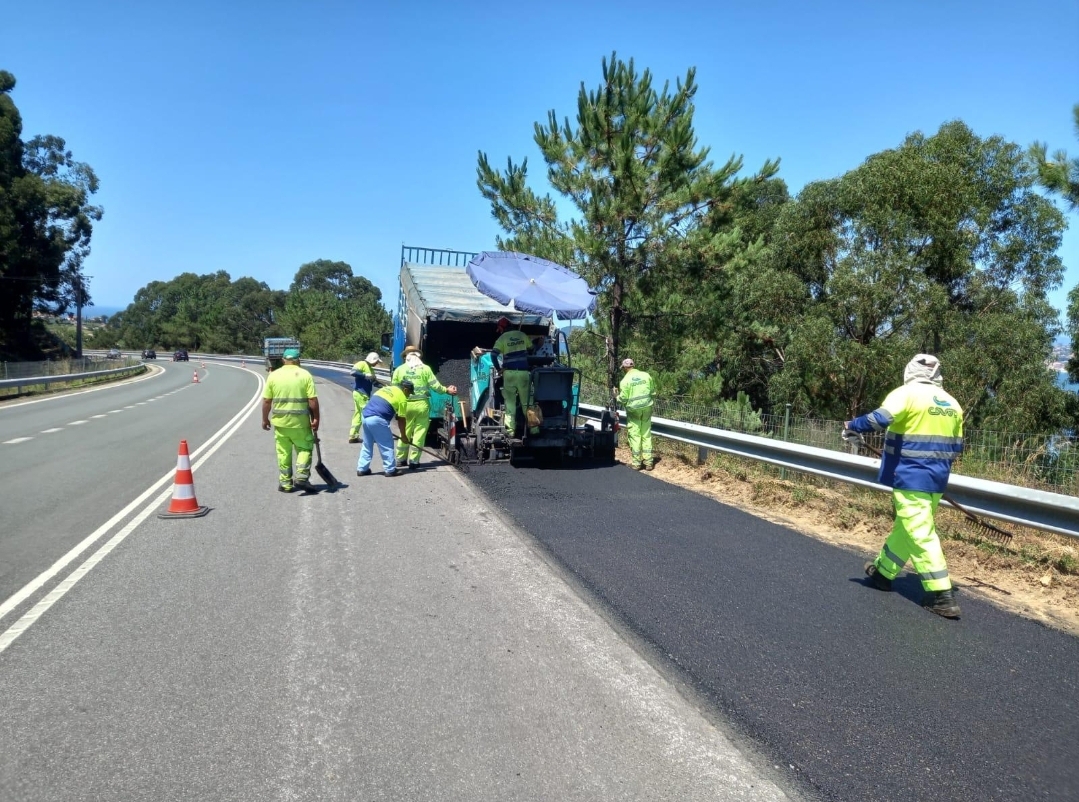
922, 589, 961, 619
278, 484, 293, 493
348, 437, 360, 444
385, 469, 402, 477
864, 561, 892, 592
644, 463, 654, 471
408, 462, 420, 470
356, 468, 371, 477
633, 463, 643, 471
293, 479, 315, 492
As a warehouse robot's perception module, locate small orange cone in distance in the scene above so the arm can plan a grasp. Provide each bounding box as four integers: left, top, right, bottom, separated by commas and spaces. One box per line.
192, 371, 199, 383
159, 439, 210, 518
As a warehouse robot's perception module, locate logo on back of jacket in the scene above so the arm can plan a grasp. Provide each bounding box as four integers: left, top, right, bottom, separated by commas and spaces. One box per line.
929, 395, 958, 417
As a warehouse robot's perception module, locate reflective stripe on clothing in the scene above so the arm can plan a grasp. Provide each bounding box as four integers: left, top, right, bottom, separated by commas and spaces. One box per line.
364, 385, 408, 421
263, 365, 316, 429
391, 362, 446, 401
847, 381, 963, 493
872, 490, 952, 592
494, 330, 532, 370
351, 361, 375, 396
618, 368, 655, 411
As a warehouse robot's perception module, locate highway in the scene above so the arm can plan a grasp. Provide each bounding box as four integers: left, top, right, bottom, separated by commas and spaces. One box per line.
0, 361, 1076, 800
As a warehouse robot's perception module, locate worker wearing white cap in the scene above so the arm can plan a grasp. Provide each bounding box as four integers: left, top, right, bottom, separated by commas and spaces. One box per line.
617, 357, 656, 470
391, 346, 457, 469
348, 351, 383, 443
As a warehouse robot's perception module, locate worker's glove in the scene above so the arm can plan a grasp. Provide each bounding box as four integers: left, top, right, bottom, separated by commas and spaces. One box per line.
841, 429, 862, 445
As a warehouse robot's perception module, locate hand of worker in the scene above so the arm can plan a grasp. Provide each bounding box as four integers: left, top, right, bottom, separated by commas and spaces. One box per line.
310, 417, 320, 432
262, 420, 271, 431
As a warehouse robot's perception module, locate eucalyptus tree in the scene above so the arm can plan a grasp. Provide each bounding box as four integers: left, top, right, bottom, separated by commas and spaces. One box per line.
770, 121, 1068, 432
478, 53, 779, 389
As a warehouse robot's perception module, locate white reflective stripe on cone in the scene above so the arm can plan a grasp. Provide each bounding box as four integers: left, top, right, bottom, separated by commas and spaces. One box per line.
176, 456, 191, 470
172, 484, 195, 500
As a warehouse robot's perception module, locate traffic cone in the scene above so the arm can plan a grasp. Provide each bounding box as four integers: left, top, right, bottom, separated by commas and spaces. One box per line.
241, 359, 245, 368
159, 440, 210, 518
192, 371, 199, 384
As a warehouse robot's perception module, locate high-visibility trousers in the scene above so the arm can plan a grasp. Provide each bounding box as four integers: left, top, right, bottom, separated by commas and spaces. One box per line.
625, 407, 653, 467
350, 391, 370, 439
396, 399, 431, 464
872, 489, 952, 592
274, 426, 314, 488
502, 370, 530, 434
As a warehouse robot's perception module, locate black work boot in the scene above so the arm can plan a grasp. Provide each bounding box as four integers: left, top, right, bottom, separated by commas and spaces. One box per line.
922, 589, 961, 619
864, 562, 892, 592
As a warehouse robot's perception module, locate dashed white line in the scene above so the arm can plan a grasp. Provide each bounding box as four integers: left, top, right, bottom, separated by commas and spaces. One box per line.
123, 405, 135, 409
108, 410, 122, 413
68, 420, 88, 426
91, 414, 108, 419
41, 428, 64, 433
3, 437, 32, 444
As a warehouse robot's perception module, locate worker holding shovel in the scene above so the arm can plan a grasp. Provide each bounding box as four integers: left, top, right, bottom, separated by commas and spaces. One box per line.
262, 347, 319, 493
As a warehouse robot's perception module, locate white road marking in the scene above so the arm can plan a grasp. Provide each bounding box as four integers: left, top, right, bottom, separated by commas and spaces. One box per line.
0, 367, 266, 653
108, 410, 121, 413
3, 437, 32, 444
0, 364, 162, 410
123, 405, 135, 409
68, 420, 88, 425
41, 428, 64, 433
91, 414, 108, 419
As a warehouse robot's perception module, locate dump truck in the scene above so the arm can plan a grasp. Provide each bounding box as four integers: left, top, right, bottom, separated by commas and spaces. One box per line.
263, 337, 302, 372
386, 245, 616, 466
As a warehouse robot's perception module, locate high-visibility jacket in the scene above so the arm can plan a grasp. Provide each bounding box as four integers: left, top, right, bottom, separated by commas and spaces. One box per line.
351, 361, 375, 396
493, 330, 532, 370
847, 381, 964, 493
391, 362, 447, 403
263, 364, 316, 428
618, 368, 655, 411
363, 385, 409, 421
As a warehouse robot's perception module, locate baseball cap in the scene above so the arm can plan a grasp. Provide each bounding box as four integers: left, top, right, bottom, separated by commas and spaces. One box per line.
283, 347, 300, 359
621, 358, 634, 368
365, 351, 382, 365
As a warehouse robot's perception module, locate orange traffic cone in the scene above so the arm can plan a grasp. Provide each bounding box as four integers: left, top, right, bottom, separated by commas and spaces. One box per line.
192, 371, 199, 384
159, 440, 210, 518
241, 359, 246, 368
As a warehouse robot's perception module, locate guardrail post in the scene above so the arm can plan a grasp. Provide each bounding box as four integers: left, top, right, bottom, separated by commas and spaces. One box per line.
780, 403, 792, 480
697, 445, 709, 466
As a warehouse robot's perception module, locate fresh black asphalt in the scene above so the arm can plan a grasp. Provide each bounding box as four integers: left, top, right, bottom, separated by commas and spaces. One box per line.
465, 461, 1079, 802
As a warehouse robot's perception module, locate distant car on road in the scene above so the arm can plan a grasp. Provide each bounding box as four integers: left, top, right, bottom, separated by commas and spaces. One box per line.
173, 349, 189, 362
106, 348, 122, 360
141, 349, 157, 360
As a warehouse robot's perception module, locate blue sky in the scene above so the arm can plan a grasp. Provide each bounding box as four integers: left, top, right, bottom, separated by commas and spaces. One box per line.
6, 0, 1079, 323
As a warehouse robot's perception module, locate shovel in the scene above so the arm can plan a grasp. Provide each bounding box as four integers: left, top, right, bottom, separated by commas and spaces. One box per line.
312, 433, 339, 488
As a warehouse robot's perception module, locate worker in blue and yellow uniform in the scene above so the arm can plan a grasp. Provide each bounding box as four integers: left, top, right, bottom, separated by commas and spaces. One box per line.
391, 346, 457, 469
492, 316, 532, 436
261, 347, 319, 493
348, 351, 382, 443
617, 358, 656, 470
845, 354, 964, 619
357, 380, 413, 477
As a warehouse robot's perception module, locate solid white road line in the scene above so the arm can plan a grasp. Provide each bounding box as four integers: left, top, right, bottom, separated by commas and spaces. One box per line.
0, 365, 162, 411
0, 369, 266, 653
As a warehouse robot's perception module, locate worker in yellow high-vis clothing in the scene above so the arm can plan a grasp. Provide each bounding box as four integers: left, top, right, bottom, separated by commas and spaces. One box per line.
845, 354, 964, 619
617, 358, 656, 470
261, 346, 319, 493
348, 351, 382, 443
492, 316, 532, 436
391, 346, 457, 469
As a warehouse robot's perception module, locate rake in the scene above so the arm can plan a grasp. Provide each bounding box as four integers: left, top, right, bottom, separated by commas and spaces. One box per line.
843, 430, 1014, 545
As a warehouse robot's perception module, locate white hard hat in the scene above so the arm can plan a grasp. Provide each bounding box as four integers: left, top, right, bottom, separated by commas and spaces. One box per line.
365, 352, 382, 365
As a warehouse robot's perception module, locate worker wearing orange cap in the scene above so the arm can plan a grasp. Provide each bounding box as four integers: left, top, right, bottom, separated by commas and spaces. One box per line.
493, 316, 532, 436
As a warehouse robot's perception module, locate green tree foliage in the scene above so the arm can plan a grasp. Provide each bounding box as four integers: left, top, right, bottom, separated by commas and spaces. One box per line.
278, 259, 390, 359
477, 53, 780, 389
97, 260, 389, 360
0, 71, 102, 357
1028, 104, 1079, 209
767, 121, 1069, 432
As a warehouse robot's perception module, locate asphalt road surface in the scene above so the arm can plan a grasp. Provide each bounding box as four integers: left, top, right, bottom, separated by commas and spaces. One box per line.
0, 370, 795, 802
3, 361, 1077, 800
465, 462, 1079, 801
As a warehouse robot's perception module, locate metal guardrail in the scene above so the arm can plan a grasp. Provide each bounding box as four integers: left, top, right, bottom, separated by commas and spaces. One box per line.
576, 404, 1079, 539
0, 364, 145, 394
95, 351, 1077, 538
